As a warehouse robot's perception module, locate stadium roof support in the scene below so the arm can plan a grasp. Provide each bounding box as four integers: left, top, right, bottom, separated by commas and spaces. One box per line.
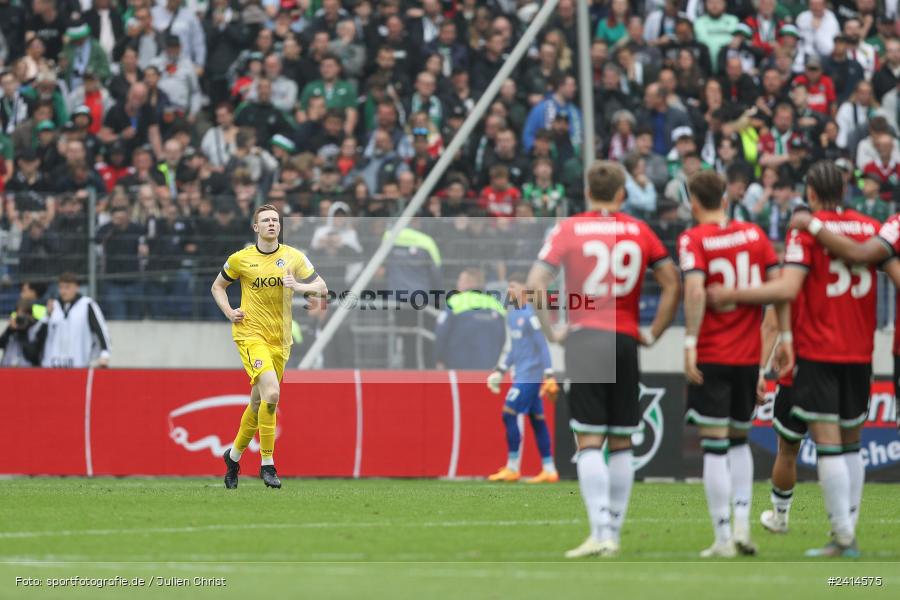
577, 0, 596, 174
299, 0, 562, 370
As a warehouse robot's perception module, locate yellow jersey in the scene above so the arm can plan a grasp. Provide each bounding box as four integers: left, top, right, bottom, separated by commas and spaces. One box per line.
221, 243, 316, 348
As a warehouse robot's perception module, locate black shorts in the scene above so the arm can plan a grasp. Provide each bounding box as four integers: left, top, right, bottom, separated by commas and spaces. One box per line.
686, 364, 757, 430
565, 330, 640, 436
772, 384, 806, 443
792, 359, 871, 427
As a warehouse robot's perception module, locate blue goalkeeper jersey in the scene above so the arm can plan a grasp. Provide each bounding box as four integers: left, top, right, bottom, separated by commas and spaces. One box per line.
498, 304, 553, 384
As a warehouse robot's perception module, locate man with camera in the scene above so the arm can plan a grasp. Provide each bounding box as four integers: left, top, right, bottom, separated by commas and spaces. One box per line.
0, 282, 48, 366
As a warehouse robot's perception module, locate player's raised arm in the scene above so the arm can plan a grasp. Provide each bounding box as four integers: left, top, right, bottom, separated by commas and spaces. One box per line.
790, 210, 892, 265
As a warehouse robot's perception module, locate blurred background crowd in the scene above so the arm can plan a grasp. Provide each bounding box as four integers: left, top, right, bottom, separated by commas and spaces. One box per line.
0, 0, 899, 332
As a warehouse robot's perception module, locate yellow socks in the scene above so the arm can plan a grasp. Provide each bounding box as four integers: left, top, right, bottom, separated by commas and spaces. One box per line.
258, 401, 277, 466
230, 403, 259, 461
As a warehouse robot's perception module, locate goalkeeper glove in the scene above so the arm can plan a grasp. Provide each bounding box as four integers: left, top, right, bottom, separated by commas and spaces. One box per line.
540, 375, 559, 403
486, 370, 503, 394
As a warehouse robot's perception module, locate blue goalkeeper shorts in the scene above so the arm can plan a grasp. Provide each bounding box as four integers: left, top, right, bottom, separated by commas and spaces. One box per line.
504, 382, 544, 416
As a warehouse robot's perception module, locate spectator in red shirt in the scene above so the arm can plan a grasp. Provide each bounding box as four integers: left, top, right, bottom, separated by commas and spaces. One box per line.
744, 0, 782, 56
791, 55, 836, 115
479, 164, 521, 218
861, 131, 900, 202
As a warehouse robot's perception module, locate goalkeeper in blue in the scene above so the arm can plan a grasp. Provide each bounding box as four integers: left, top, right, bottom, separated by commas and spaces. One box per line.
486, 272, 559, 483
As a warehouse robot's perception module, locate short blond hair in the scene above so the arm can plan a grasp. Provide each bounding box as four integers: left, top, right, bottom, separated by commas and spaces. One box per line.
587, 160, 626, 202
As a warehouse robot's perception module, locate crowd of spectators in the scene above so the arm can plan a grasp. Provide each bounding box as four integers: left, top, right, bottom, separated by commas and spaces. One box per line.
0, 0, 899, 320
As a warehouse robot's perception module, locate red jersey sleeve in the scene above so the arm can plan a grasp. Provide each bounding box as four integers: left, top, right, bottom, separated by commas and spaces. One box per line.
877, 214, 900, 256
783, 228, 814, 268
678, 231, 706, 274
537, 222, 567, 270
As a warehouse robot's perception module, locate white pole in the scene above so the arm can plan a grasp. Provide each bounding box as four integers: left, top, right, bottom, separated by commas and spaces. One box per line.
577, 0, 596, 172
299, 0, 562, 369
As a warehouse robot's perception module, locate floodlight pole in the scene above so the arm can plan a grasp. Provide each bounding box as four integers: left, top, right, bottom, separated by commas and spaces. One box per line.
299, 0, 562, 369
577, 0, 596, 173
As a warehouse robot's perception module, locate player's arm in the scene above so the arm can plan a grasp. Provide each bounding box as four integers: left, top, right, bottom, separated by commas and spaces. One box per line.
534, 317, 559, 402
284, 252, 329, 298
526, 262, 564, 344
488, 326, 511, 393
646, 260, 680, 345
885, 258, 900, 288
708, 266, 806, 306
211, 272, 244, 323
683, 272, 706, 385
790, 211, 891, 264
286, 273, 328, 298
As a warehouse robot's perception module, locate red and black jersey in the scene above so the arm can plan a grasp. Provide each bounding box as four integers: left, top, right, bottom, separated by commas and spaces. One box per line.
537, 210, 671, 339
876, 213, 900, 356
784, 209, 880, 363
679, 220, 779, 365
479, 185, 521, 218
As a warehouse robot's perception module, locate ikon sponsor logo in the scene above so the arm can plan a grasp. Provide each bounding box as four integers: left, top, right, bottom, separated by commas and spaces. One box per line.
252, 276, 283, 289
167, 395, 281, 457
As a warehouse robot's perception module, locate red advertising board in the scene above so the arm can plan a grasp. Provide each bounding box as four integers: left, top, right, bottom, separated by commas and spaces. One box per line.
3, 369, 553, 478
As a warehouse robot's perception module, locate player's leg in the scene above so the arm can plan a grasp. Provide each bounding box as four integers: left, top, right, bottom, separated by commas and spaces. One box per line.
524, 383, 558, 483
687, 365, 735, 557
566, 428, 612, 558
224, 342, 265, 489
526, 414, 558, 482
794, 361, 856, 556
230, 385, 262, 463
565, 330, 616, 558
839, 363, 872, 530
489, 402, 522, 481
601, 334, 641, 551
256, 369, 282, 488
727, 366, 759, 554
764, 384, 805, 532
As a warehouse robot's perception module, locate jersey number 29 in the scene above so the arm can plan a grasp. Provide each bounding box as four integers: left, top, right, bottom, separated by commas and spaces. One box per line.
582, 240, 642, 297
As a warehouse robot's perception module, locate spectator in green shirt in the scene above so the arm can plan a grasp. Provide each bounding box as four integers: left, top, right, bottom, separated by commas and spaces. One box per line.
595, 0, 629, 46
694, 0, 739, 73
851, 172, 892, 223
521, 158, 564, 217
298, 53, 358, 136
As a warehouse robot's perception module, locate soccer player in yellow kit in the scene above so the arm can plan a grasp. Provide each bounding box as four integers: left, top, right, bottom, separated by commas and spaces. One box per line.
211, 204, 327, 489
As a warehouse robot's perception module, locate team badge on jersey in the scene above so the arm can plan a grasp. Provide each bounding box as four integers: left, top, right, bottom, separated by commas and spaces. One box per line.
253, 359, 263, 369
276, 258, 286, 268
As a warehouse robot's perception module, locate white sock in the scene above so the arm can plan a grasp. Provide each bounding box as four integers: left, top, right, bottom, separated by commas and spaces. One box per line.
506, 452, 521, 472
844, 449, 864, 529
261, 456, 274, 466
703, 449, 732, 544
576, 448, 610, 542
541, 456, 557, 474
229, 447, 243, 462
817, 453, 853, 544
727, 441, 753, 537
771, 485, 794, 520
607, 449, 634, 544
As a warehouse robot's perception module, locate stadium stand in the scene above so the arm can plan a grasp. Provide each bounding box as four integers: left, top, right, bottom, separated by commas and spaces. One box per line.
0, 0, 897, 365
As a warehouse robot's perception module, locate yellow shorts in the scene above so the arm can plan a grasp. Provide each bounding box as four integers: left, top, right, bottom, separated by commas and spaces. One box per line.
236, 340, 289, 385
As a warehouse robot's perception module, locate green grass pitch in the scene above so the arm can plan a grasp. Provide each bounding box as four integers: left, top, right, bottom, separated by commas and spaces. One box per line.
1, 478, 898, 599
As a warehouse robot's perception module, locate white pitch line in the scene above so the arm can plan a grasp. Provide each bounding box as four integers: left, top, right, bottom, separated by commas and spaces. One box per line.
4, 516, 900, 540
0, 519, 582, 540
